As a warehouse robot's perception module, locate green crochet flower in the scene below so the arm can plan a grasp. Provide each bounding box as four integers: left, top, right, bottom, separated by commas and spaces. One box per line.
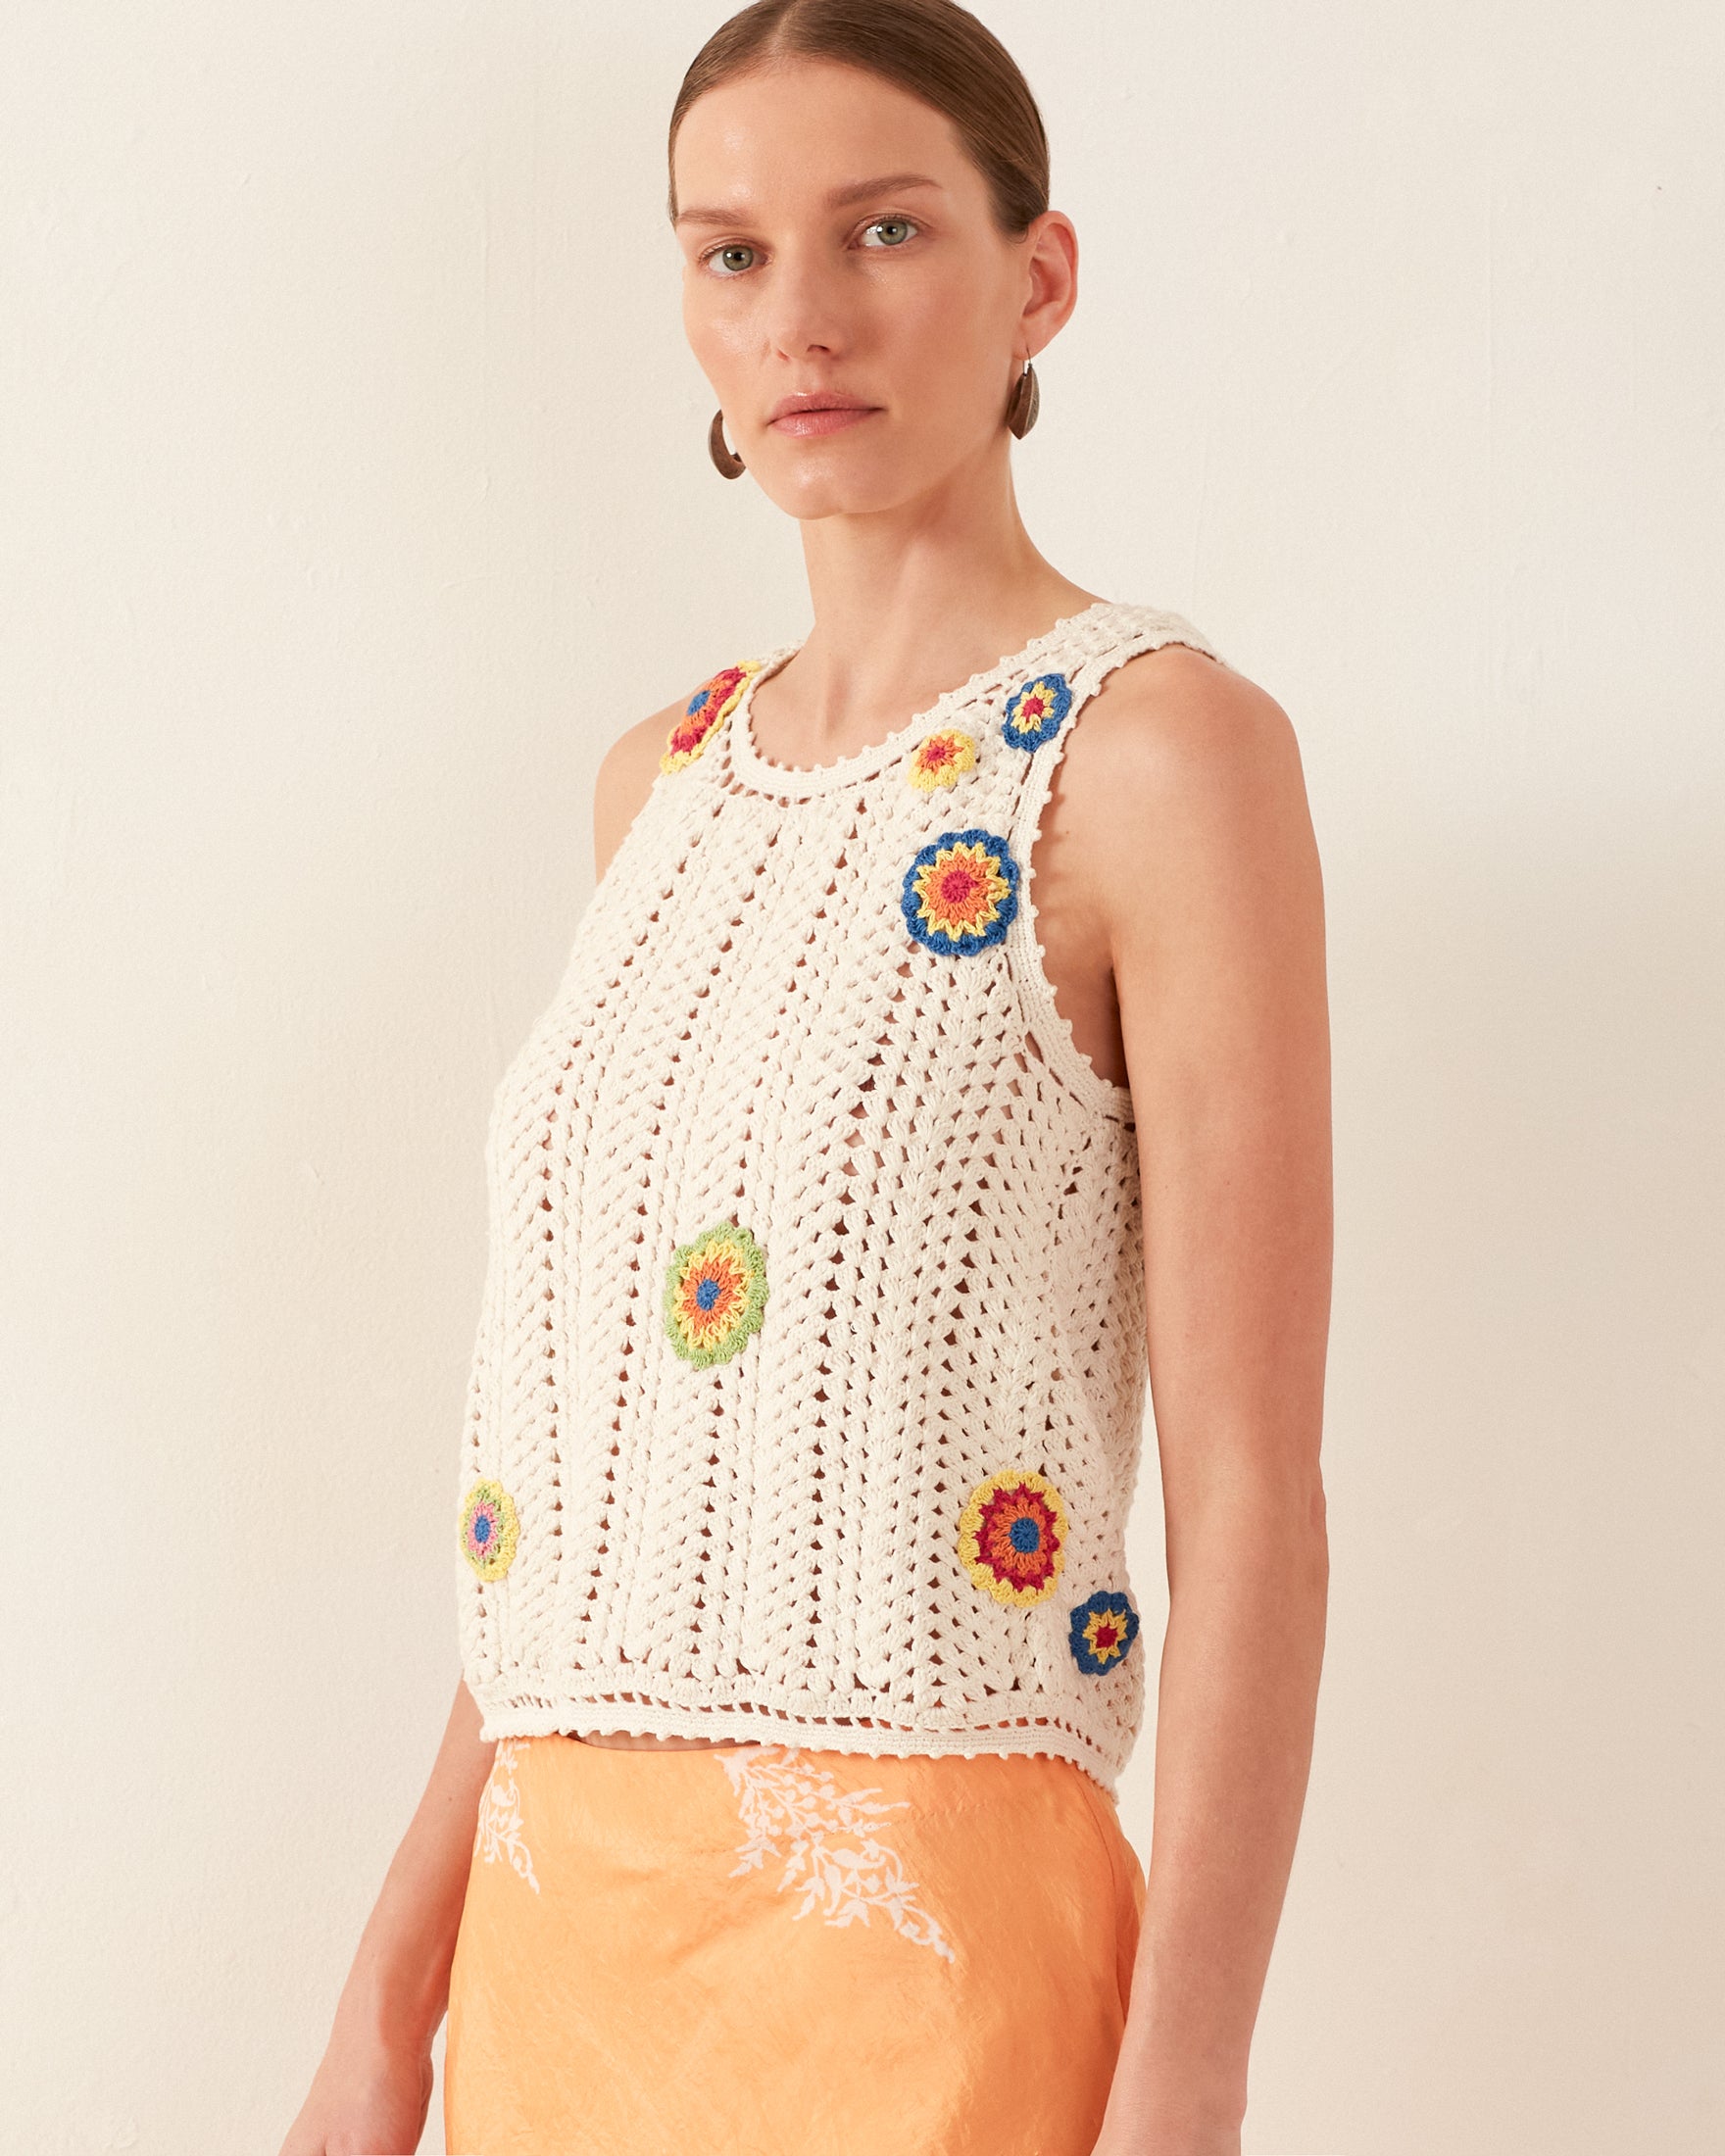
664, 1220, 769, 1367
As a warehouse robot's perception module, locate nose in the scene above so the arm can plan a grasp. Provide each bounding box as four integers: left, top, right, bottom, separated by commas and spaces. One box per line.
757, 242, 850, 365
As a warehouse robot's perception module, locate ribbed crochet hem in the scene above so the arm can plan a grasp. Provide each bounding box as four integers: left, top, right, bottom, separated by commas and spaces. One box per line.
470, 1687, 1128, 1795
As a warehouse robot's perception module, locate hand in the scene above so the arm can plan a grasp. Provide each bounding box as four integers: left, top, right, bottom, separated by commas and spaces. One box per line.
276, 2020, 436, 2156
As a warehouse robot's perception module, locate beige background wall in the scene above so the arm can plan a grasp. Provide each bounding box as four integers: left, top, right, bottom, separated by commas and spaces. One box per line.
4, 4, 1720, 2150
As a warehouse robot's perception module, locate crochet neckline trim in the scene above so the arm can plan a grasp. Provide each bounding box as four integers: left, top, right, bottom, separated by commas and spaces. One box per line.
722, 595, 1130, 799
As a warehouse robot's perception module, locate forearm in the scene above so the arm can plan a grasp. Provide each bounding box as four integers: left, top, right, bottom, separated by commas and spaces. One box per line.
1106, 1478, 1328, 2147
329, 1676, 497, 2056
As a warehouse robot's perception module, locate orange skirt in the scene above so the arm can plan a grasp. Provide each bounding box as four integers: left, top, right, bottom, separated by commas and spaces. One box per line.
444, 1735, 1147, 2156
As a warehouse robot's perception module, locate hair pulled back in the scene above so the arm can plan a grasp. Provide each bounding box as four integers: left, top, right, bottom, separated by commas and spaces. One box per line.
667, 0, 1050, 239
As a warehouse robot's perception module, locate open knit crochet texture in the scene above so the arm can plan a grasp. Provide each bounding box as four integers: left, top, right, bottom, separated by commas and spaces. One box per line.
455, 598, 1225, 1792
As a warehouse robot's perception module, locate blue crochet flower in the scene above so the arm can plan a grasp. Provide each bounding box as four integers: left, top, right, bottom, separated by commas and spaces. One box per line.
1068, 1589, 1140, 1674
901, 828, 1020, 956
1002, 671, 1073, 751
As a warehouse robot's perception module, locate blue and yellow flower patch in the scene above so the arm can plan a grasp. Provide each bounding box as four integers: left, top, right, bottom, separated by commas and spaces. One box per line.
901, 827, 1019, 956
1001, 671, 1073, 751
1068, 1589, 1140, 1674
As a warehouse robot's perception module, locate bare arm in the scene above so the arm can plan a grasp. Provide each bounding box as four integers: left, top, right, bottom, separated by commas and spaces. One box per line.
278, 1679, 495, 2153
334, 1678, 497, 2050
1082, 649, 1333, 2156
280, 700, 679, 2152
592, 699, 681, 881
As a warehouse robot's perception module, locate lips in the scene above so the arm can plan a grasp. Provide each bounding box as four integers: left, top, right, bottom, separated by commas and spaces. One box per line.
766, 391, 877, 423
765, 393, 882, 441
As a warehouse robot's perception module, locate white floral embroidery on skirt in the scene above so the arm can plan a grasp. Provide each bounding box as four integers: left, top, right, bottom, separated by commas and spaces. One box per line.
717, 1745, 956, 1962
474, 1737, 540, 1893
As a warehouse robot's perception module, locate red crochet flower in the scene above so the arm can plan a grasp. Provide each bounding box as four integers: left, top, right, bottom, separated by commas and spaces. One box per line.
957, 1468, 1068, 1606
662, 661, 762, 772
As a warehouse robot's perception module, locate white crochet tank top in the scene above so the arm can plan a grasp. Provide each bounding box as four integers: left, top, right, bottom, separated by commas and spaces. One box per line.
455, 597, 1224, 1790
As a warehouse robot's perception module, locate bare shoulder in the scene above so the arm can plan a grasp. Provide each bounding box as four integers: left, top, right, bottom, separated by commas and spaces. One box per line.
1077, 641, 1306, 806
592, 697, 683, 883
1060, 640, 1321, 952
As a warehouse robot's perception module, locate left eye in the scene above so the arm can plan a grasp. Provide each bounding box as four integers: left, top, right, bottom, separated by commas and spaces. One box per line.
861, 218, 918, 248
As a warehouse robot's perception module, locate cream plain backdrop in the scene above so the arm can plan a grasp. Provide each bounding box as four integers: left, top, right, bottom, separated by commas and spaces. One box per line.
3, 3, 1721, 2151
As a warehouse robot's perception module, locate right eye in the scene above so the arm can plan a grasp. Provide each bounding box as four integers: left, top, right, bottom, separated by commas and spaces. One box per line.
703, 243, 759, 277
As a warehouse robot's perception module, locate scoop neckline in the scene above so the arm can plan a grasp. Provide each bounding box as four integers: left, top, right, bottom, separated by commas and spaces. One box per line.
723, 596, 1127, 798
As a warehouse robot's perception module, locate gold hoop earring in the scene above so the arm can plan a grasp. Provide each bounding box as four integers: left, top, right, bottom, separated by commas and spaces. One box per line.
1006, 359, 1040, 439
709, 410, 745, 478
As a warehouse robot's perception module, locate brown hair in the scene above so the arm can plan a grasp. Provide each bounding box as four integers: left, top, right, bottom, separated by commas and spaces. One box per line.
666, 0, 1050, 238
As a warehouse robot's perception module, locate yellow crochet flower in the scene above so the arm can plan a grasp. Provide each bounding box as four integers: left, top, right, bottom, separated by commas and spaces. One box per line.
460, 1478, 520, 1582
908, 727, 978, 791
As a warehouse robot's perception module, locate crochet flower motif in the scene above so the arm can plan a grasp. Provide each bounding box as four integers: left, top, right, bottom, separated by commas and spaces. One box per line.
957, 1467, 1068, 1605
474, 1738, 540, 1893
908, 726, 978, 792
1068, 1589, 1141, 1675
717, 1745, 957, 1962
664, 1219, 769, 1366
460, 1478, 520, 1582
1002, 670, 1073, 751
901, 827, 1020, 956
661, 659, 764, 773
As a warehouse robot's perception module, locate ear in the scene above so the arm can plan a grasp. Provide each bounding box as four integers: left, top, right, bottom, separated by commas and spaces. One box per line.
1016, 210, 1079, 360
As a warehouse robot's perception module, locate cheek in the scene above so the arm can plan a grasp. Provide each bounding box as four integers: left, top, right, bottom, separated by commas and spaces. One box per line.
681, 281, 751, 379
880, 272, 1007, 416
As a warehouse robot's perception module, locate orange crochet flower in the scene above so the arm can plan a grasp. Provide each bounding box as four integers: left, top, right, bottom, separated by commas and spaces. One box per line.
662, 661, 763, 772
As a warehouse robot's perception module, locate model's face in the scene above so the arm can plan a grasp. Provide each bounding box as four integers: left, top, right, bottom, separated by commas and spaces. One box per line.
672, 58, 1074, 519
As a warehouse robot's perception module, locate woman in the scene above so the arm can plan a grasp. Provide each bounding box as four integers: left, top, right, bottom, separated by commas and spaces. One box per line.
281, 4, 1330, 2152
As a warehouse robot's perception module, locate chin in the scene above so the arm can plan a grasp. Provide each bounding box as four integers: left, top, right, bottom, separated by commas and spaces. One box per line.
761, 466, 912, 520
761, 438, 958, 520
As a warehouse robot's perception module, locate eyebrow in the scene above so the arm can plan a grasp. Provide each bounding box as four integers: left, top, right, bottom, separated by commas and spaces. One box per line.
673, 172, 945, 229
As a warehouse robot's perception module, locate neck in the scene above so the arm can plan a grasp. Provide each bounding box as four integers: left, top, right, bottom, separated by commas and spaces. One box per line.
774, 450, 1102, 761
